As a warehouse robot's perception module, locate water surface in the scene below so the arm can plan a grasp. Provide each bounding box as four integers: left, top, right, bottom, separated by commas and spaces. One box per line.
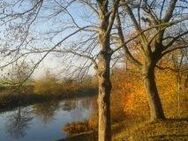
0, 96, 95, 141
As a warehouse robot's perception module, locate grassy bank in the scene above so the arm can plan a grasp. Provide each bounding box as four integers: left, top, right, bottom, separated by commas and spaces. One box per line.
113, 119, 188, 141
0, 87, 96, 113
60, 86, 188, 141
59, 119, 188, 141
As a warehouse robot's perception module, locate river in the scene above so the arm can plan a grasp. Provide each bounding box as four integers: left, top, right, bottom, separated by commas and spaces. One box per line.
0, 96, 96, 141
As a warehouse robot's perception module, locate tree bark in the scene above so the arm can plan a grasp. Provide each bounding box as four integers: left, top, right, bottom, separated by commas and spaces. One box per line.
97, 50, 112, 141
143, 61, 165, 121
96, 1, 119, 140
97, 14, 112, 141
97, 6, 112, 140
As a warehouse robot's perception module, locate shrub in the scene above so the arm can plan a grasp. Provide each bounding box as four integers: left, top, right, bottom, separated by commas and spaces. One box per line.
112, 68, 188, 120
63, 121, 91, 135
33, 71, 61, 95
112, 69, 150, 120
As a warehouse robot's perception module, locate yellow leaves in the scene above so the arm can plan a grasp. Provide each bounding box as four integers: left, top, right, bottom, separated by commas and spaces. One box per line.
112, 64, 188, 120
156, 69, 181, 118
122, 79, 149, 119
112, 70, 150, 119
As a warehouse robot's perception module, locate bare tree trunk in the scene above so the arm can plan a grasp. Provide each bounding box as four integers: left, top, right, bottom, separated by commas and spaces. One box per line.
97, 51, 112, 141
96, 0, 120, 140
143, 61, 165, 121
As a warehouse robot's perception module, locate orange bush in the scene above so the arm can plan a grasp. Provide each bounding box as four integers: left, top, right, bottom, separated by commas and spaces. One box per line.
112, 66, 188, 120
112, 69, 150, 120
63, 121, 91, 135
156, 69, 188, 118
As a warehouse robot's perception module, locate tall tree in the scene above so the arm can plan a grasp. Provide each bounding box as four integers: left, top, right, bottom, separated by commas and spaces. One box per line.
0, 0, 120, 140
115, 0, 188, 121
96, 1, 120, 140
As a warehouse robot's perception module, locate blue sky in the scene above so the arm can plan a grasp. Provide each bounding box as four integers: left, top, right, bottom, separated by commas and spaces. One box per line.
0, 0, 188, 79
0, 0, 100, 79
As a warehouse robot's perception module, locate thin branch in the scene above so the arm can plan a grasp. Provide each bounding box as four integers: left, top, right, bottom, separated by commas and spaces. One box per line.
115, 11, 142, 66
113, 17, 188, 53
160, 0, 166, 19
106, 0, 120, 35
162, 44, 188, 56
12, 26, 90, 88
165, 30, 188, 48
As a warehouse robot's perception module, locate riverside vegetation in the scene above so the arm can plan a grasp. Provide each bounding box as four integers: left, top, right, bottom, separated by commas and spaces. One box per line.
0, 1, 188, 141
61, 66, 188, 141
0, 71, 97, 112
0, 63, 187, 141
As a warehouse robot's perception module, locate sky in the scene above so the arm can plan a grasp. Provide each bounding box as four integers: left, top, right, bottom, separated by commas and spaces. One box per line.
0, 0, 101, 79
0, 0, 188, 80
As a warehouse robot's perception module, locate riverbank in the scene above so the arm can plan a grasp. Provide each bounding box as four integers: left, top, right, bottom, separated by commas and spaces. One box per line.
113, 119, 188, 141
0, 87, 97, 113
59, 119, 188, 141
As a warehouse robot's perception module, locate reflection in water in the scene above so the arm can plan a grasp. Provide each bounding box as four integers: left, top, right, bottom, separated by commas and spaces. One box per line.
33, 100, 60, 124
69, 98, 92, 120
61, 100, 76, 111
63, 97, 98, 137
80, 97, 91, 110
0, 96, 95, 141
5, 106, 33, 139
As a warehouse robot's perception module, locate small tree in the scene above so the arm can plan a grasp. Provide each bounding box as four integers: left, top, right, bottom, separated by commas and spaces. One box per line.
2, 61, 32, 89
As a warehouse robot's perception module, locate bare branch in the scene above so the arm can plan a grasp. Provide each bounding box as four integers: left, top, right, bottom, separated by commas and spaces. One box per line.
106, 0, 120, 35
162, 44, 188, 56
115, 10, 142, 66
165, 30, 188, 48
163, 0, 178, 22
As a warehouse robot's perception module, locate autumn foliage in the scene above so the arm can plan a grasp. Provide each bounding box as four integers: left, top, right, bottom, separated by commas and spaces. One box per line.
111, 69, 150, 120
111, 64, 188, 120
